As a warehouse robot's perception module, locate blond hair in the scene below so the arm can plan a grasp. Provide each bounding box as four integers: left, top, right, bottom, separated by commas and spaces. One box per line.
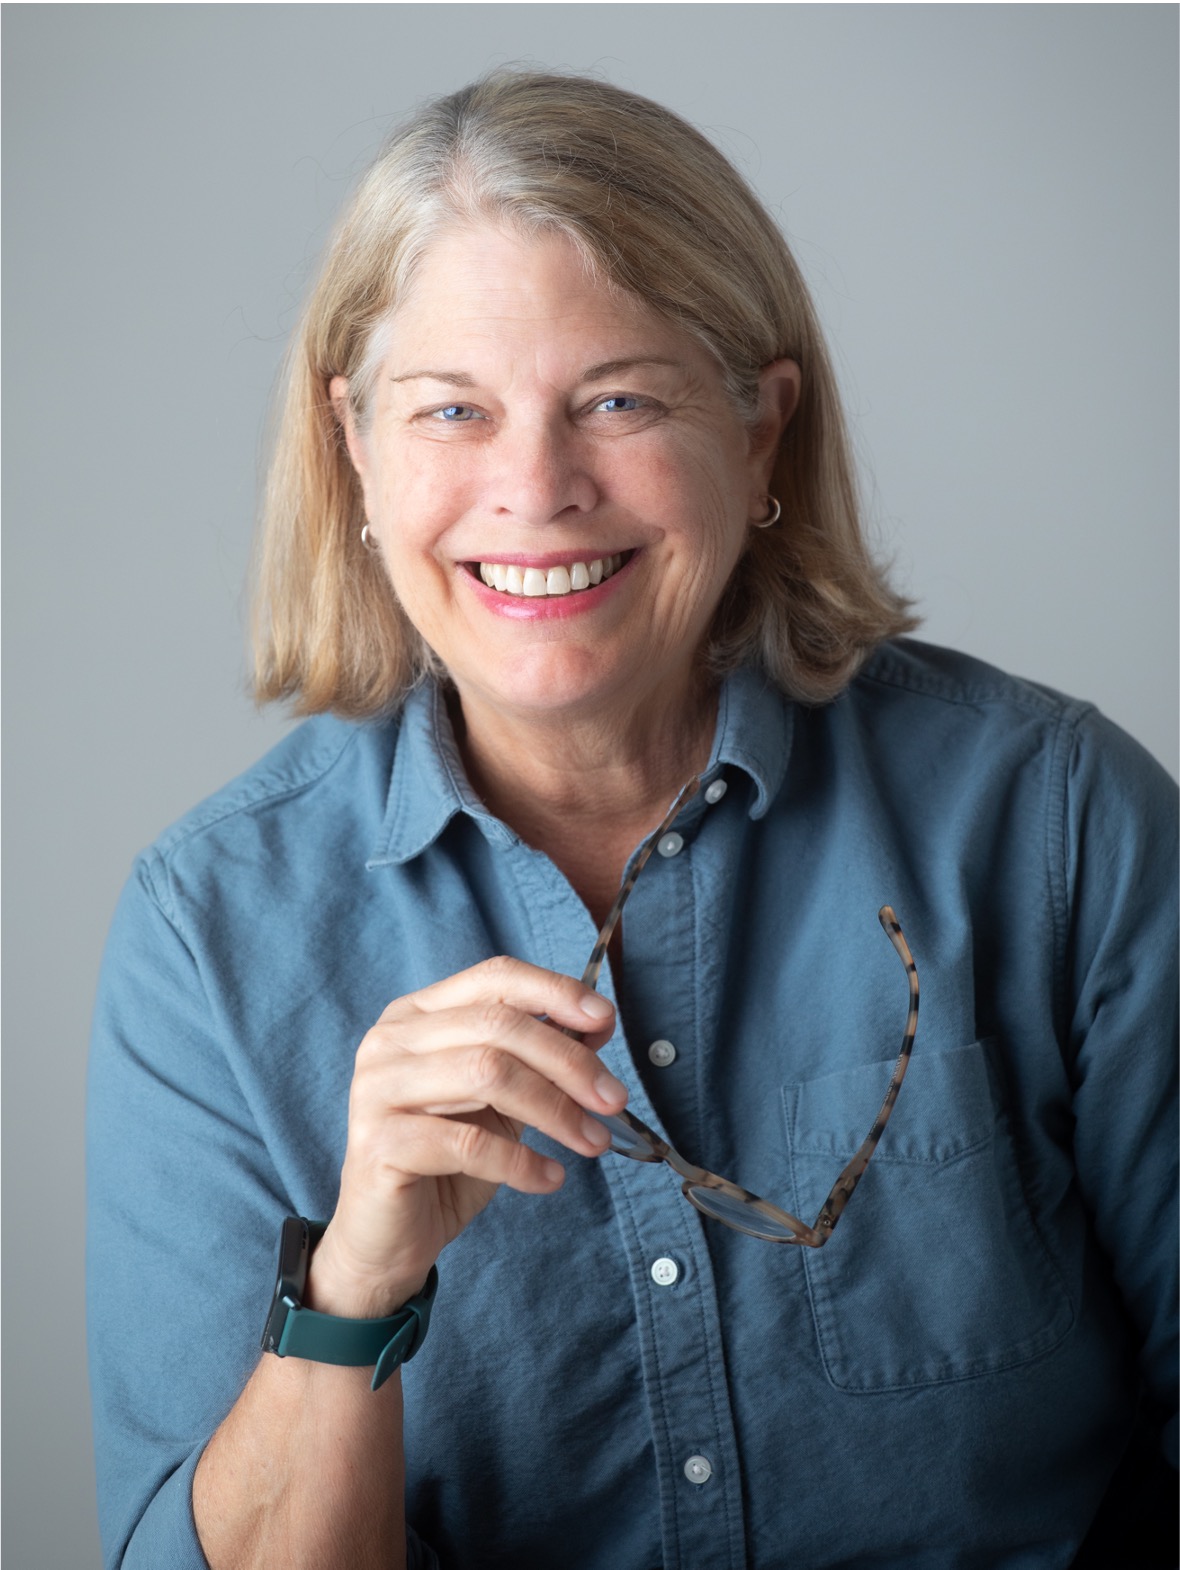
253, 69, 916, 717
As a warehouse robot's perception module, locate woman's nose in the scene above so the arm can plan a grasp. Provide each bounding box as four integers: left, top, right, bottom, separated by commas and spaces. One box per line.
489, 417, 599, 526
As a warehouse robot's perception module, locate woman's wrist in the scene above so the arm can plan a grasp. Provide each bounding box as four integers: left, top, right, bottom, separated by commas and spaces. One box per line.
303, 1231, 431, 1320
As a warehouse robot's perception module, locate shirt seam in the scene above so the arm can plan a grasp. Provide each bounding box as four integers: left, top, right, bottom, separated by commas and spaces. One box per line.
858, 656, 1075, 719
128, 850, 277, 1165
140, 734, 365, 947
151, 725, 363, 868
1047, 702, 1096, 1057
135, 849, 199, 973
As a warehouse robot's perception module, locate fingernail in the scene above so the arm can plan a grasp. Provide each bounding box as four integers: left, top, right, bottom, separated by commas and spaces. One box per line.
580, 993, 614, 1022
542, 1159, 565, 1187
595, 1070, 627, 1106
582, 1114, 611, 1149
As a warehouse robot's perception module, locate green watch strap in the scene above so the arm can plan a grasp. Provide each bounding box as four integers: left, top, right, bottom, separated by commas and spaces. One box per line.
269, 1220, 439, 1391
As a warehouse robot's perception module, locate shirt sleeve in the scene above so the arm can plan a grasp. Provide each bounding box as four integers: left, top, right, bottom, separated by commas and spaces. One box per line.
86, 853, 441, 1570
1059, 708, 1179, 1466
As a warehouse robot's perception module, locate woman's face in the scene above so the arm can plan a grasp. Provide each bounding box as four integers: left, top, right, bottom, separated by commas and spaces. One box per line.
335, 224, 797, 733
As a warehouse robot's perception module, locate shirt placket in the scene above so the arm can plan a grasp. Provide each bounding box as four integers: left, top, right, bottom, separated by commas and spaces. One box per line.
591, 811, 747, 1570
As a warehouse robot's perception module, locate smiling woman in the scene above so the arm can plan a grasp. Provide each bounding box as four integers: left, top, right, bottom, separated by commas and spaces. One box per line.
87, 69, 1177, 1570
326, 223, 801, 786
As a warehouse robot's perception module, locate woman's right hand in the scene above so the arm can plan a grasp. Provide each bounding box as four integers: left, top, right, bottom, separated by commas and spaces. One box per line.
305, 957, 626, 1319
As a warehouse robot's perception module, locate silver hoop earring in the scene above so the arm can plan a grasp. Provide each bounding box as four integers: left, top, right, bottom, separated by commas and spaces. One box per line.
751, 495, 782, 529
360, 523, 380, 552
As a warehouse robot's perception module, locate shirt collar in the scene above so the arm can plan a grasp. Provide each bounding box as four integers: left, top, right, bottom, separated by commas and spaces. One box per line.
709, 664, 792, 819
368, 666, 792, 869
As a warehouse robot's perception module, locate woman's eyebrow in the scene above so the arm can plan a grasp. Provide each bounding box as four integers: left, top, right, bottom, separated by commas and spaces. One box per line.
389, 358, 685, 388
389, 369, 477, 387
579, 356, 685, 380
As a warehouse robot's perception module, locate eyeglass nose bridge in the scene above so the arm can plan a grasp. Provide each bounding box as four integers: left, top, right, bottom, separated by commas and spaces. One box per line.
585, 1091, 858, 1248
589, 1109, 801, 1238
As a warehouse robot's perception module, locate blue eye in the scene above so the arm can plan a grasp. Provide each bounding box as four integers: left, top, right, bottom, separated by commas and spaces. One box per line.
596, 395, 641, 414
436, 404, 478, 422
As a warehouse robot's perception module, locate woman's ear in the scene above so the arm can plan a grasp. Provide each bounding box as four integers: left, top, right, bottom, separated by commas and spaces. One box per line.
749, 358, 802, 481
329, 374, 367, 477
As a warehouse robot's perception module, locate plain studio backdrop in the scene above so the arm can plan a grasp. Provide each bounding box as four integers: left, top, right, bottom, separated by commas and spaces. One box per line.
3, 5, 1176, 1563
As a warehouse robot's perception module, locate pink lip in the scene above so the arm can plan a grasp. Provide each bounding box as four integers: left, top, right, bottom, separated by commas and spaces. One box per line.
460, 551, 639, 619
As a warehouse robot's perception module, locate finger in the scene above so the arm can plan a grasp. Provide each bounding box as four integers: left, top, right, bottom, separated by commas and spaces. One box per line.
382, 1111, 568, 1195
362, 1002, 628, 1113
381, 955, 615, 1034
358, 1040, 616, 1159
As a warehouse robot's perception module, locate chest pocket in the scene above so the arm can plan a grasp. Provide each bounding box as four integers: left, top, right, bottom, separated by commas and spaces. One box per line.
783, 1040, 1074, 1392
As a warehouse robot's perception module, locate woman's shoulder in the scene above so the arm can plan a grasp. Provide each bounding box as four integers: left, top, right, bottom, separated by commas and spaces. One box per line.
141, 710, 401, 891
855, 637, 1089, 719
840, 637, 1177, 830
853, 638, 1168, 772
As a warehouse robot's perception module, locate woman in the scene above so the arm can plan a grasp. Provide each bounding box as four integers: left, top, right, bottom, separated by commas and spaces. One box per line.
87, 71, 1177, 1570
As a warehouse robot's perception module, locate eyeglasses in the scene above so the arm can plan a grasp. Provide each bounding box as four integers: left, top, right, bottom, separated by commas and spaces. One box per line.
563, 777, 920, 1246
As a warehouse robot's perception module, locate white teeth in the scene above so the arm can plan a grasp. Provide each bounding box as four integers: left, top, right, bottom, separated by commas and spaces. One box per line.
475, 554, 627, 596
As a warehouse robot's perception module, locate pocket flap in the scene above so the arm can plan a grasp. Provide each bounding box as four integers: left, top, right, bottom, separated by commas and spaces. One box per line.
787, 1040, 998, 1165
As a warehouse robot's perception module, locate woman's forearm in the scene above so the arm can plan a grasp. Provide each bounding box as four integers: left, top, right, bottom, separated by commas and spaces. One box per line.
192, 1283, 410, 1570
193, 1349, 408, 1570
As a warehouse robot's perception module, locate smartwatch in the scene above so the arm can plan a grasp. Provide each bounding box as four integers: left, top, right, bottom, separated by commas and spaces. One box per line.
261, 1217, 438, 1391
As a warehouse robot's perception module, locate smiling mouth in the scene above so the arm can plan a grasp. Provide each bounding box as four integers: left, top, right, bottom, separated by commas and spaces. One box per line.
467, 552, 634, 598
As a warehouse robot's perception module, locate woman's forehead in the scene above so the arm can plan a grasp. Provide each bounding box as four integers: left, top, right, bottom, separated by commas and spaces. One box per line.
382, 224, 712, 384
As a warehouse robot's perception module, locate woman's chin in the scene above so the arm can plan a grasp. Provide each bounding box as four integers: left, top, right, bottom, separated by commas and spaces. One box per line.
451, 648, 676, 730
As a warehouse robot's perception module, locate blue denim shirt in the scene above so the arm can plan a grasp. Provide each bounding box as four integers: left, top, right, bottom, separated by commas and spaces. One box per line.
87, 640, 1178, 1570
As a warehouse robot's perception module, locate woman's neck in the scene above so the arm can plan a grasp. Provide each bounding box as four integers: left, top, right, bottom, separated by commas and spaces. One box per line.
449, 677, 717, 923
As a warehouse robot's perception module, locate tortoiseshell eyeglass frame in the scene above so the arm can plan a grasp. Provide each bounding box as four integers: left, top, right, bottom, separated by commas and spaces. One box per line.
561, 777, 920, 1246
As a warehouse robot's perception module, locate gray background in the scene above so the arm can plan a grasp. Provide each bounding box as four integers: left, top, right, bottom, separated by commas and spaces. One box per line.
4, 5, 1176, 1564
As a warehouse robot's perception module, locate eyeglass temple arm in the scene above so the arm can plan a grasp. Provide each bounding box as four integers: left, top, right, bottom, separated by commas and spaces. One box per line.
578, 776, 701, 994
811, 906, 920, 1239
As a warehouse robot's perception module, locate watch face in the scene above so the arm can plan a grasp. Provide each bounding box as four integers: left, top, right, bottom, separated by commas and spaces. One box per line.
277, 1217, 310, 1294
261, 1217, 311, 1353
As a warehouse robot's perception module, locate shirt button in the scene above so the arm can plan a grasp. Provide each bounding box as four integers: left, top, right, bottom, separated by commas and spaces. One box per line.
705, 779, 727, 804
648, 1039, 677, 1067
651, 1257, 679, 1287
684, 1455, 713, 1485
657, 832, 684, 858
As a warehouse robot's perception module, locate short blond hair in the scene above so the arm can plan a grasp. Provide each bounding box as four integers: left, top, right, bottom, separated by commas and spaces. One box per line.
253, 69, 916, 717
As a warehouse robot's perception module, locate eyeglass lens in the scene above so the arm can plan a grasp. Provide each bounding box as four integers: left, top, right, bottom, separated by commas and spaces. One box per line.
683, 1186, 800, 1242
